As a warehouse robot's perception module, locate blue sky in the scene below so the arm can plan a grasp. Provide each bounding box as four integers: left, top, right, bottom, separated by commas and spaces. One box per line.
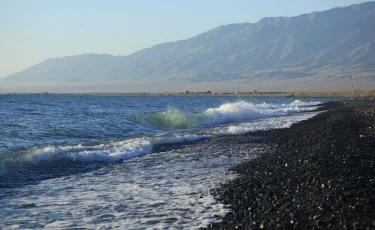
0, 0, 368, 78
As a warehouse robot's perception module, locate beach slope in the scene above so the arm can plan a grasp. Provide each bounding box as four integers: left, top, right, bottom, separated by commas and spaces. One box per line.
210, 100, 375, 229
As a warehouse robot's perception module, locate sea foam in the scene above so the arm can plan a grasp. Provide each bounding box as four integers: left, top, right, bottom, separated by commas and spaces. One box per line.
18, 134, 211, 164
0, 100, 320, 171
129, 100, 319, 130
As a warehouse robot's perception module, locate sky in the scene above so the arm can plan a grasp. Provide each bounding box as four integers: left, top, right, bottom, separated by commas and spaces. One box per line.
0, 0, 369, 78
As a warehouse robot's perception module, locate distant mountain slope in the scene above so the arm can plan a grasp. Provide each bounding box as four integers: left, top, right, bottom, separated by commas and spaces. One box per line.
3, 1, 375, 87
3, 54, 118, 82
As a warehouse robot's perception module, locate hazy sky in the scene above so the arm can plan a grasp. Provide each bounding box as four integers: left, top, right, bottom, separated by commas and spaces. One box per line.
0, 0, 368, 78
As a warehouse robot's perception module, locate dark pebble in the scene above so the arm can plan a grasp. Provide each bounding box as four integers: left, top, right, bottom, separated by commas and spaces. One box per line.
207, 99, 375, 229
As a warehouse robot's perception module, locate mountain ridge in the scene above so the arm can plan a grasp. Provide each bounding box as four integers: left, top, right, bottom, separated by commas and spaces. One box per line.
2, 1, 375, 92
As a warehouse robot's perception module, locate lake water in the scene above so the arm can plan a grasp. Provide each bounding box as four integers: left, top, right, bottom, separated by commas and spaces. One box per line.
0, 95, 335, 229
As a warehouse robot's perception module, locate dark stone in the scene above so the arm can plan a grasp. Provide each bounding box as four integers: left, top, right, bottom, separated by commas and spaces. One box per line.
208, 99, 375, 229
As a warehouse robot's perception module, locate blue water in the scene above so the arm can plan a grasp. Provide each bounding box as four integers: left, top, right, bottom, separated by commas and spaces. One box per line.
0, 95, 337, 229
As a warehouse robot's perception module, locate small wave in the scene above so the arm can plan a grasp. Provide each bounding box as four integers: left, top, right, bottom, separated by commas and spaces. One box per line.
0, 109, 321, 187
129, 100, 320, 130
1, 102, 320, 169
0, 134, 210, 187
217, 112, 320, 135
129, 110, 201, 130
283, 100, 320, 107
1, 134, 209, 167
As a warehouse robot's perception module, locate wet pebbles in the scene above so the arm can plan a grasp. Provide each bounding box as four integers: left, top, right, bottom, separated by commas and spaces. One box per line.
209, 100, 375, 229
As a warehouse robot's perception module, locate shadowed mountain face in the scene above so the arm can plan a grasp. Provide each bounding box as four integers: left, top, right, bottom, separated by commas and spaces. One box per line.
3, 1, 375, 91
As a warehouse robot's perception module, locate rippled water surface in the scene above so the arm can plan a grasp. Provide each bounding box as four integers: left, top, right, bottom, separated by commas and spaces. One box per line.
0, 95, 335, 229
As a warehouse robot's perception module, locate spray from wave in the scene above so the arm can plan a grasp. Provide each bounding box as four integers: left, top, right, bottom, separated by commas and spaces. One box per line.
129, 100, 319, 130
1, 100, 320, 168
0, 134, 211, 187
0, 100, 321, 187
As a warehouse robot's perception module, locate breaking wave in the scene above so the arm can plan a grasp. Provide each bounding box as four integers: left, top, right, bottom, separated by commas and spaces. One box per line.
0, 134, 211, 187
0, 99, 321, 187
129, 100, 320, 130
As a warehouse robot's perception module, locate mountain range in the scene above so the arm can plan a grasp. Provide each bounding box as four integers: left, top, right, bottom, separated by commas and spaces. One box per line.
2, 1, 375, 92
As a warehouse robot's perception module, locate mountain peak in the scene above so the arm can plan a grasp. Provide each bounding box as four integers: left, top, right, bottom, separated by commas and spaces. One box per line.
3, 1, 375, 92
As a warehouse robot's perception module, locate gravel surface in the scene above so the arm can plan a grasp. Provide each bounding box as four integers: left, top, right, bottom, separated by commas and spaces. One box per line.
208, 100, 375, 229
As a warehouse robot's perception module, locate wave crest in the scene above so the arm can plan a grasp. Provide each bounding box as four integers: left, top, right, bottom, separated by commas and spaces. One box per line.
129, 100, 319, 130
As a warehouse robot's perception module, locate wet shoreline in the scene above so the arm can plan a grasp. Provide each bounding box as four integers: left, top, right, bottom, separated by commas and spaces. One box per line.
209, 100, 375, 229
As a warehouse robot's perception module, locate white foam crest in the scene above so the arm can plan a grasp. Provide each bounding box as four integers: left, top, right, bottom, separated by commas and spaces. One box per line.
22, 134, 211, 164
216, 112, 320, 135
11, 100, 321, 165
286, 99, 321, 107
202, 100, 318, 125
129, 100, 320, 130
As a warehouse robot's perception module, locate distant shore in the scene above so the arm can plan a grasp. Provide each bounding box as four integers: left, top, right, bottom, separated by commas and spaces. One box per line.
209, 99, 375, 229
1, 91, 375, 98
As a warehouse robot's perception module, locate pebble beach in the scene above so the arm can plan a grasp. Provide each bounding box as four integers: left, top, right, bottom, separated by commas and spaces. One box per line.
209, 100, 375, 229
